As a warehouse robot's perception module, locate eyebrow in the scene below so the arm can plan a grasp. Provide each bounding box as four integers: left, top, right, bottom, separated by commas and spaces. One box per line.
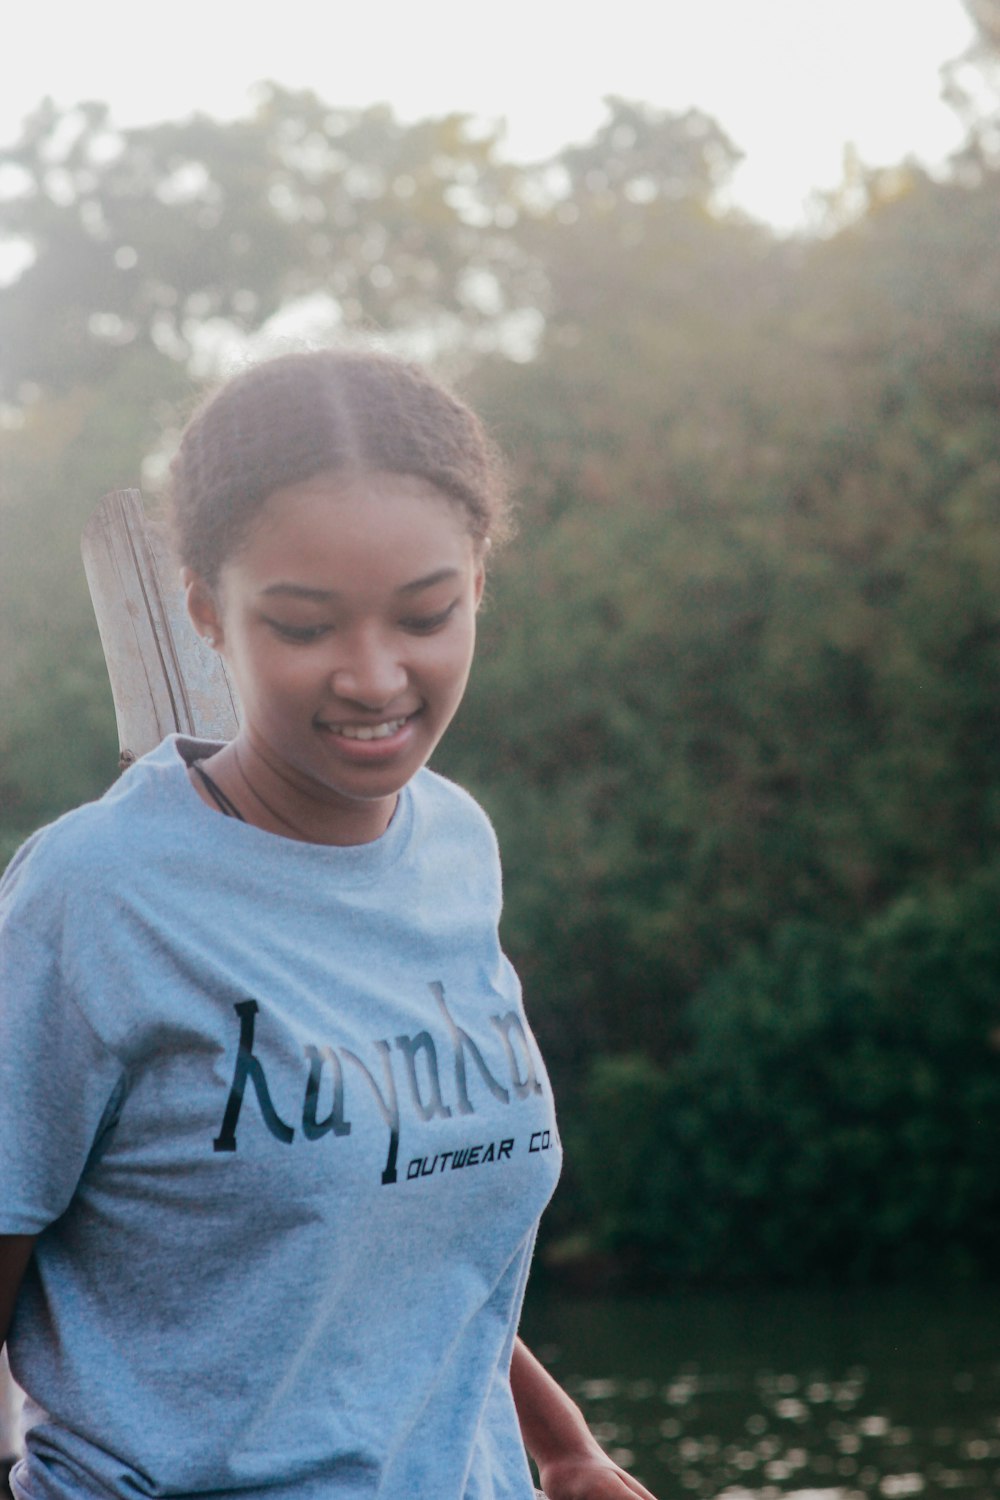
259, 568, 461, 602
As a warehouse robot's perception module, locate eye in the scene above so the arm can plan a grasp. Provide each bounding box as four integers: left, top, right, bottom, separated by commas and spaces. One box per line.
264, 619, 332, 644
400, 602, 459, 634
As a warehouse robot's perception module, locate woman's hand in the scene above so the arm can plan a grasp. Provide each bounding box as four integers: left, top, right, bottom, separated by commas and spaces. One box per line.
537, 1449, 659, 1499
510, 1338, 659, 1500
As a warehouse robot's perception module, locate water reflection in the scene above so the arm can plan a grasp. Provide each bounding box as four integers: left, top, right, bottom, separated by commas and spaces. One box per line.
521, 1285, 1000, 1499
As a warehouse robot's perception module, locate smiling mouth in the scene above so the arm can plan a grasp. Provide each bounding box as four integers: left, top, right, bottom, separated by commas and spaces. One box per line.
324, 716, 411, 741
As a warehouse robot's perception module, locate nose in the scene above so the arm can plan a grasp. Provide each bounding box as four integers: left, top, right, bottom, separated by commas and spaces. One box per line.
330, 630, 408, 709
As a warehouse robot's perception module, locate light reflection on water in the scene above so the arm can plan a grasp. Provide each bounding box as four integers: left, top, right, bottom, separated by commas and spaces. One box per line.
520, 1284, 1000, 1500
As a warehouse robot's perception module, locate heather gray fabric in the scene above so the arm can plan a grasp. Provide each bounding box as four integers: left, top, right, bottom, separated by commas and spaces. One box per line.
0, 736, 561, 1500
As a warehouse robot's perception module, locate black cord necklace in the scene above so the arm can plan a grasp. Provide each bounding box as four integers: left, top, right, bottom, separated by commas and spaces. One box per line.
191, 760, 246, 822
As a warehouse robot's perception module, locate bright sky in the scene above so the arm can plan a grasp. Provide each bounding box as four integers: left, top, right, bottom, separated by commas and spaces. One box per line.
0, 0, 977, 228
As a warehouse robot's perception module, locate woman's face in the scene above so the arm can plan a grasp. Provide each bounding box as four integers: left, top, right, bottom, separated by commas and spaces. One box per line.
186, 470, 485, 842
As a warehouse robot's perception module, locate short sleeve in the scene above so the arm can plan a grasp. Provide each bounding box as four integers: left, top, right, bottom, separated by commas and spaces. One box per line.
0, 836, 126, 1234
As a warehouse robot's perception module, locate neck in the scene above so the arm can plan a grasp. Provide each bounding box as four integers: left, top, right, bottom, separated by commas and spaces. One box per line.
195, 736, 398, 846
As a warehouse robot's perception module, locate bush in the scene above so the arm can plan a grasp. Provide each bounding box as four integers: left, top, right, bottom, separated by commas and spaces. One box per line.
565, 865, 1000, 1282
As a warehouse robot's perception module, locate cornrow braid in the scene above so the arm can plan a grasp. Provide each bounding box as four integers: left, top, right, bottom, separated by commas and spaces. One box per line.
168, 349, 511, 585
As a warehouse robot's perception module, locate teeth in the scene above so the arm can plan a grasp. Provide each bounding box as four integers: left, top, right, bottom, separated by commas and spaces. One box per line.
335, 718, 406, 741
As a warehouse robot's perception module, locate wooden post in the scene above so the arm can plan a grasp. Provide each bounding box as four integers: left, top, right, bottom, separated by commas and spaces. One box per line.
80, 488, 239, 763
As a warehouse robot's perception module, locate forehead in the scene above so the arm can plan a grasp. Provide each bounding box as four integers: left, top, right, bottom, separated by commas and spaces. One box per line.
226, 469, 476, 586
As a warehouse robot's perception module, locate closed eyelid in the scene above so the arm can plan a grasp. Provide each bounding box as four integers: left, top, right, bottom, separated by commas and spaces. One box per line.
262, 599, 458, 639
263, 617, 332, 642
400, 601, 459, 630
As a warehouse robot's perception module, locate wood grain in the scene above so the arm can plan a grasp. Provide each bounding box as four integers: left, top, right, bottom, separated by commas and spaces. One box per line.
81, 489, 239, 761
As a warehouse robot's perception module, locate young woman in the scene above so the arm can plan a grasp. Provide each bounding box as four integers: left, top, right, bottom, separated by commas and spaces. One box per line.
0, 351, 656, 1500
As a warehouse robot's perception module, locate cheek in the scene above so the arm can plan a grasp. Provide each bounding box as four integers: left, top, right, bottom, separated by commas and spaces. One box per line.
227, 634, 311, 707
429, 624, 477, 690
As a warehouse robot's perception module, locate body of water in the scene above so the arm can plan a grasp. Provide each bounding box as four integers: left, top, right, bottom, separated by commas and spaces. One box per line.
520, 1284, 1000, 1500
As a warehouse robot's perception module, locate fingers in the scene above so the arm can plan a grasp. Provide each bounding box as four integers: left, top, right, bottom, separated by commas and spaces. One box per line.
539, 1458, 660, 1500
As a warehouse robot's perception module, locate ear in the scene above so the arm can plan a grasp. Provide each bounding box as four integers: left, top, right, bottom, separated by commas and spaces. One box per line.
183, 568, 224, 649
473, 560, 487, 611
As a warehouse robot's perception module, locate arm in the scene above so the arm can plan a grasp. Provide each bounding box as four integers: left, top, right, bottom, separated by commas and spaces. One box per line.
510, 1337, 658, 1500
0, 1236, 35, 1353
1, 1236, 34, 1463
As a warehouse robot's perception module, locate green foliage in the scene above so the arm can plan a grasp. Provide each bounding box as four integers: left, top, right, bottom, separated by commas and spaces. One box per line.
438, 157, 1000, 1095
566, 866, 1000, 1282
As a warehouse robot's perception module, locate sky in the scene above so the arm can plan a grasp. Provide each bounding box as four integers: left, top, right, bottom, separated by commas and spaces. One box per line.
0, 0, 978, 228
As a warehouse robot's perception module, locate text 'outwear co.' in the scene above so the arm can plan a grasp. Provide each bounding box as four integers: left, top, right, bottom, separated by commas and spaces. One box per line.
405, 1130, 555, 1180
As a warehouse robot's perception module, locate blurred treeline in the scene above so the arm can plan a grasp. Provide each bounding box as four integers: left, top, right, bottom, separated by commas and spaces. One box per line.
2, 6, 999, 1282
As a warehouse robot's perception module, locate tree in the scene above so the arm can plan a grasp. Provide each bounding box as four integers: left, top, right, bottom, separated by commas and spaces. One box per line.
569, 867, 1000, 1282
0, 87, 537, 404
943, 0, 1000, 172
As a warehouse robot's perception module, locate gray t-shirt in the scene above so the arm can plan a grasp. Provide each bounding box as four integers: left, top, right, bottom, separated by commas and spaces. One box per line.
0, 736, 561, 1500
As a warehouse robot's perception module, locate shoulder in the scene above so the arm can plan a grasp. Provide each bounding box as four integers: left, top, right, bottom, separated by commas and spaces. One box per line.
406, 769, 504, 907
0, 737, 198, 919
410, 767, 499, 852
395, 770, 506, 930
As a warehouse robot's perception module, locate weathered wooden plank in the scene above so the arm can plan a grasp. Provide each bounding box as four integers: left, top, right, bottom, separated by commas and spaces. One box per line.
81, 489, 239, 763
